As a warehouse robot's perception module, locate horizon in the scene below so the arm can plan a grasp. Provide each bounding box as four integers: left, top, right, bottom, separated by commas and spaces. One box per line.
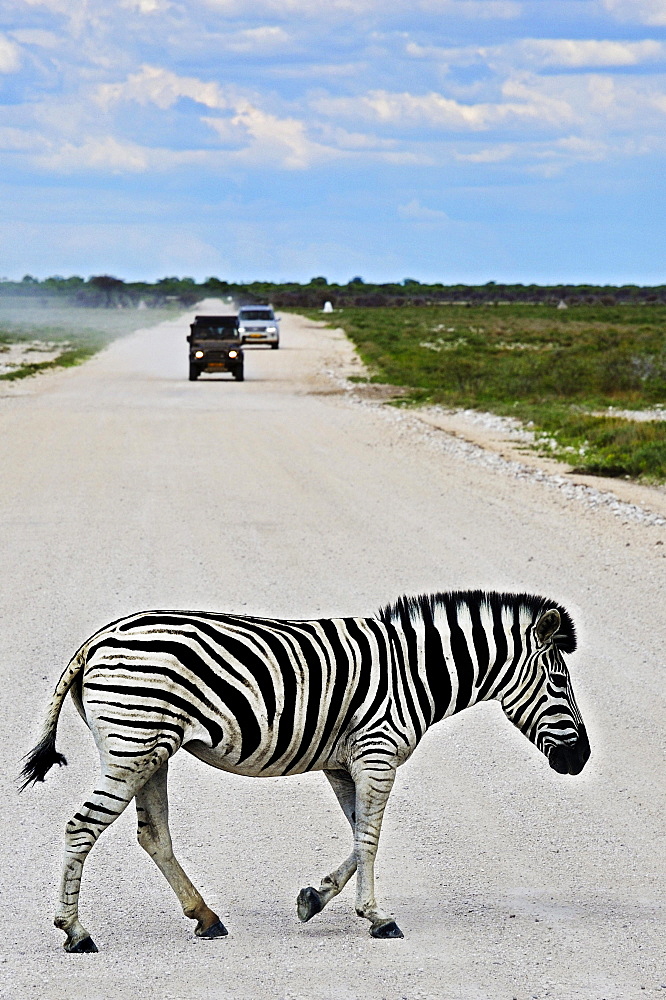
2, 275, 665, 290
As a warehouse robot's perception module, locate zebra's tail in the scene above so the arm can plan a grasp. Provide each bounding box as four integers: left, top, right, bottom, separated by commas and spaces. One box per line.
18, 648, 86, 791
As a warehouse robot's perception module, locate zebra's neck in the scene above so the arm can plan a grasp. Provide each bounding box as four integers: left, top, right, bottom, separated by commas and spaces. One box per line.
378, 590, 562, 727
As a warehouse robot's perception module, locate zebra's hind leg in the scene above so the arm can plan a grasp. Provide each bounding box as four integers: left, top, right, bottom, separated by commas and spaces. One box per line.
297, 769, 357, 923
135, 762, 227, 939
54, 755, 166, 953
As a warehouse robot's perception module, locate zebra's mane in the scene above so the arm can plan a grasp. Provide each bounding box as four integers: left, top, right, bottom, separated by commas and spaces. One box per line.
377, 590, 577, 654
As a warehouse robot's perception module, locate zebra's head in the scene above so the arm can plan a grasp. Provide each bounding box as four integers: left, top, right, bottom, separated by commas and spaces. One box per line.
501, 605, 590, 775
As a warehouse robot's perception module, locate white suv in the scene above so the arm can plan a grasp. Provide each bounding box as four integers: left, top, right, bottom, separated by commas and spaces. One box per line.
237, 305, 280, 349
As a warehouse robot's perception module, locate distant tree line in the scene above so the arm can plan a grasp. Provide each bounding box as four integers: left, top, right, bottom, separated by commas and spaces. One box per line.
3, 274, 666, 308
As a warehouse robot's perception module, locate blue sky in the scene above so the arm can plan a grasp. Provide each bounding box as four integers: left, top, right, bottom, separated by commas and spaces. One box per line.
1, 0, 665, 284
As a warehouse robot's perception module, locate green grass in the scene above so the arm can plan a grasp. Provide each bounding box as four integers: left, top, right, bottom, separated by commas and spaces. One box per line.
530, 409, 666, 481
0, 302, 180, 380
304, 304, 666, 483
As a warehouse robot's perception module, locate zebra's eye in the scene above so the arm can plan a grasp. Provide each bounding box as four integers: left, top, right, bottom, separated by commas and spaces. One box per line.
549, 672, 568, 688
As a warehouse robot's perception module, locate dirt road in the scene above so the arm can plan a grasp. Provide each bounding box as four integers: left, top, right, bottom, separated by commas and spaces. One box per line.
1, 305, 664, 1000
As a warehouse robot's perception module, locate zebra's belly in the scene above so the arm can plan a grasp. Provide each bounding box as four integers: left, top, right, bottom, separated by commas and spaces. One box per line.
183, 739, 343, 777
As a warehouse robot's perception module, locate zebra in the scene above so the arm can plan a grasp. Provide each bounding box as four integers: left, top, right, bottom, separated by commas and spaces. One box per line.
20, 590, 590, 952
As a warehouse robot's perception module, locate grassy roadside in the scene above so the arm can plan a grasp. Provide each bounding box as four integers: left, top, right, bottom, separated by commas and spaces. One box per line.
300, 304, 666, 484
0, 302, 181, 381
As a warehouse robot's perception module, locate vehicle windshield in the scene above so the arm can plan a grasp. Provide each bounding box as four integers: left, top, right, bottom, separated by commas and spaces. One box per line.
193, 325, 239, 338
240, 310, 273, 321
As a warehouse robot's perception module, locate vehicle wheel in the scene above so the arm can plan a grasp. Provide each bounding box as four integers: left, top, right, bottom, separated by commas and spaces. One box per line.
271, 342, 279, 350
189, 365, 199, 381
235, 369, 244, 381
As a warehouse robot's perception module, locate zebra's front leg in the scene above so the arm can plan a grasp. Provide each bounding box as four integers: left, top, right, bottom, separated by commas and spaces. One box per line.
297, 769, 357, 922
135, 762, 227, 939
352, 763, 403, 939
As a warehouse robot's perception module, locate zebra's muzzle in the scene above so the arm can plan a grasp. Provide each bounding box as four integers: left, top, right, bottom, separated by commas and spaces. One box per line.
547, 725, 590, 775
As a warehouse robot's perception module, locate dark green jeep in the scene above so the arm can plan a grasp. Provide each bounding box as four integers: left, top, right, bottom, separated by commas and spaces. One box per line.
187, 315, 245, 381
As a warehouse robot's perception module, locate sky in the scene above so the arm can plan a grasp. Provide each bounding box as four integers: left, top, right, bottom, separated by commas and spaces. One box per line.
1, 0, 665, 284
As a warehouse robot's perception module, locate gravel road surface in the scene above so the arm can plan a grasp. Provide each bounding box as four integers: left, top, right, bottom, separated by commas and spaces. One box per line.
1, 305, 664, 1000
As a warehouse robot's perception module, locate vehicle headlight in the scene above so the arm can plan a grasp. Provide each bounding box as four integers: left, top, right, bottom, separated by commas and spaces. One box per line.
266, 326, 277, 333
238, 326, 246, 333
228, 350, 238, 358
194, 350, 204, 358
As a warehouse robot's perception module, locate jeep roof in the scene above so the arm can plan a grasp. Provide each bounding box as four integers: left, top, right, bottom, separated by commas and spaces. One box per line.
190, 315, 240, 338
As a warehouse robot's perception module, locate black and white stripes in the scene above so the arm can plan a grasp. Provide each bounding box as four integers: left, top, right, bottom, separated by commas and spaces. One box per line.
21, 590, 590, 951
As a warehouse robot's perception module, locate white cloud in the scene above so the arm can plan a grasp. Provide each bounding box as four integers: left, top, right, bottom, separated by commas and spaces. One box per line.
199, 116, 245, 145
602, 0, 666, 25
585, 74, 617, 112
450, 132, 646, 176
32, 122, 335, 175
310, 68, 666, 172
314, 85, 576, 131
517, 38, 664, 68
98, 65, 345, 169
18, 0, 79, 10
269, 63, 366, 79
502, 72, 666, 131
19, 0, 168, 16
16, 0, 102, 38
406, 41, 452, 60
520, 132, 623, 176
456, 143, 516, 162
316, 124, 396, 150
17, 0, 88, 8
419, 0, 521, 16
10, 29, 60, 48
499, 76, 578, 123
120, 0, 171, 11
229, 103, 342, 168
205, 108, 418, 166
96, 65, 228, 111
398, 199, 449, 220
379, 150, 434, 165
223, 26, 292, 52
201, 0, 520, 14
554, 135, 609, 160
0, 33, 21, 73
407, 37, 665, 70
0, 127, 46, 151
35, 136, 155, 172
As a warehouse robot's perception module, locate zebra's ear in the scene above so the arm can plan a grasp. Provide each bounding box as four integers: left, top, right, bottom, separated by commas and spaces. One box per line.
535, 609, 560, 646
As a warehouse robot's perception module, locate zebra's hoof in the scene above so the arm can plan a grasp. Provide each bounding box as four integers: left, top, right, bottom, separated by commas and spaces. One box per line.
196, 920, 228, 939
66, 935, 99, 953
370, 920, 404, 939
297, 886, 323, 922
